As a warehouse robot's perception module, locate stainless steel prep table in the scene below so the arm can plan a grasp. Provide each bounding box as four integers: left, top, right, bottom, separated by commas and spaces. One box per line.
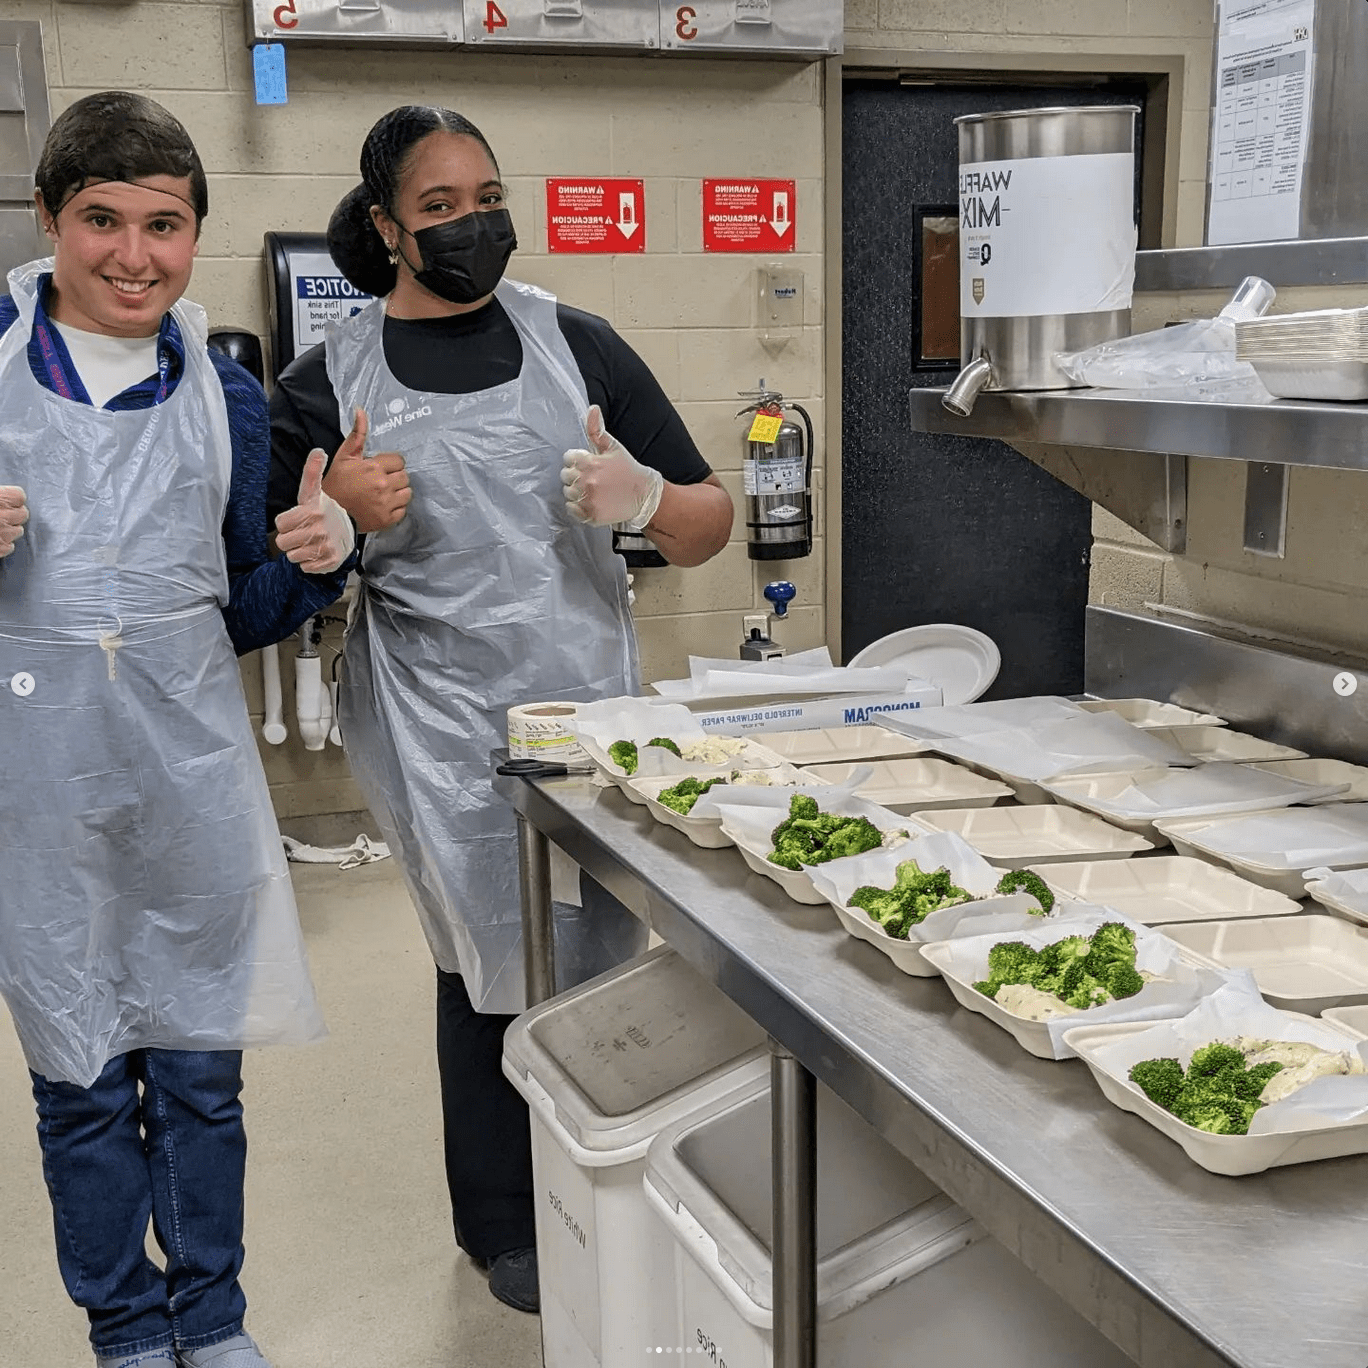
495, 762, 1368, 1368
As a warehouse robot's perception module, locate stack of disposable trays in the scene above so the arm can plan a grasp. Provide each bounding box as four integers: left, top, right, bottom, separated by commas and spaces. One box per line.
1235, 306, 1368, 400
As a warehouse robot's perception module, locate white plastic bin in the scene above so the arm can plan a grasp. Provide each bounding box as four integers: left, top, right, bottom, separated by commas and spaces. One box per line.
502, 947, 770, 1368
644, 1079, 1136, 1367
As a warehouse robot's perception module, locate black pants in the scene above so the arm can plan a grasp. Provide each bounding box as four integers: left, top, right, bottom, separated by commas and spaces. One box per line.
435, 965, 535, 1260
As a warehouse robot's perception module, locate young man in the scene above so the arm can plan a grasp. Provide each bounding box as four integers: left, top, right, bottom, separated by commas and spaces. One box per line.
0, 93, 353, 1368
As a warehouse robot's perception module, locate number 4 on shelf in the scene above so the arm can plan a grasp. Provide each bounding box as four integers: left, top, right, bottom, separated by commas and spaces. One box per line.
484, 1, 508, 32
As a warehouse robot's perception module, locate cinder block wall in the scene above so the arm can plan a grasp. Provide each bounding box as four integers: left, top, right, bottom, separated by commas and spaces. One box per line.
11, 1, 827, 820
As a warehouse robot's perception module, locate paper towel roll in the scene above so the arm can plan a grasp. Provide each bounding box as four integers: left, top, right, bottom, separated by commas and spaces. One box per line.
507, 702, 588, 764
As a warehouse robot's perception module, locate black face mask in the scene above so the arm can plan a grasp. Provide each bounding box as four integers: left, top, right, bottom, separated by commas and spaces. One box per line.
399, 208, 517, 304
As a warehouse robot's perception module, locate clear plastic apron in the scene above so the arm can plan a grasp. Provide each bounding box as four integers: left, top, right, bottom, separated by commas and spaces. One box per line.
329, 279, 646, 1014
0, 260, 324, 1087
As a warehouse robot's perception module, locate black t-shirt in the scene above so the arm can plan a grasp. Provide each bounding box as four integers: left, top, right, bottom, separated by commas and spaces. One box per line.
268, 297, 711, 522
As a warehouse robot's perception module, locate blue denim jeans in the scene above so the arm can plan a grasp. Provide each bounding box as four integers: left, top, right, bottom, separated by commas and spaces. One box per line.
30, 1048, 249, 1358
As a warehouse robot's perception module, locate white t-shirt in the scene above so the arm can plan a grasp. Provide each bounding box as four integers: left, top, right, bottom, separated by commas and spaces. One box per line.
53, 321, 162, 408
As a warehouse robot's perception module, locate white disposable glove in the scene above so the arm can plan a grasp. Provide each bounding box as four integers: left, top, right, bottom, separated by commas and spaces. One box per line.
0, 486, 27, 559
561, 405, 665, 531
274, 449, 356, 575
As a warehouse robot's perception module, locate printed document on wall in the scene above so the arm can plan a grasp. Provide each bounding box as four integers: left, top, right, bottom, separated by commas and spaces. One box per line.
1207, 0, 1315, 246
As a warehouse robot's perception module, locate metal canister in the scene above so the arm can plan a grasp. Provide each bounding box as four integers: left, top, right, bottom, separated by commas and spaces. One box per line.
944, 104, 1139, 416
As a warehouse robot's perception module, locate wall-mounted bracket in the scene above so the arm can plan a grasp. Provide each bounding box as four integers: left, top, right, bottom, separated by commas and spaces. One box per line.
1243, 461, 1289, 558
1012, 442, 1188, 554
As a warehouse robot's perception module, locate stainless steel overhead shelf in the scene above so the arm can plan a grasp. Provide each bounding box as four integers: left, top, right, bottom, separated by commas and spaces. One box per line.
1136, 236, 1368, 293
908, 385, 1368, 472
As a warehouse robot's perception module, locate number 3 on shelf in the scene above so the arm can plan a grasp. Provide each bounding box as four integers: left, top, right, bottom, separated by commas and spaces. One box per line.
484, 1, 508, 33
675, 5, 698, 40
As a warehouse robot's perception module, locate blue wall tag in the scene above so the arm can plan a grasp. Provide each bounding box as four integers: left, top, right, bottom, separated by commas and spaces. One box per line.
253, 43, 288, 106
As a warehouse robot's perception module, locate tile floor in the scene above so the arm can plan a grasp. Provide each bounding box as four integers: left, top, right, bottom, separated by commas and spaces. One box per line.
0, 859, 545, 1368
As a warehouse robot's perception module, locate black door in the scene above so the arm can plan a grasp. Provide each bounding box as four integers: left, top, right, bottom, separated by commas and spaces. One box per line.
841, 80, 1147, 699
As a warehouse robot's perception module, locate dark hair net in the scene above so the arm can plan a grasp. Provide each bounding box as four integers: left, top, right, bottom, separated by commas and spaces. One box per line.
36, 91, 209, 226
326, 106, 500, 297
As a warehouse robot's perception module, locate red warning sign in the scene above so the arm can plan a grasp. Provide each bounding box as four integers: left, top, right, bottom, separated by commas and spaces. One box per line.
546, 178, 645, 254
702, 179, 796, 253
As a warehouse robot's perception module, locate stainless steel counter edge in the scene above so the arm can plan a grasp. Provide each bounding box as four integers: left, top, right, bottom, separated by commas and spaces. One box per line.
492, 770, 1364, 1368
908, 385, 1368, 470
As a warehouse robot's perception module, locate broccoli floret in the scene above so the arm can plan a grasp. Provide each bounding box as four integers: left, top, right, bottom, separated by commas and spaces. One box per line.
981, 922, 1145, 1016
1134, 1043, 1280, 1136
1082, 922, 1137, 979
1188, 1042, 1247, 1079
646, 736, 682, 757
993, 869, 1055, 915
1244, 1060, 1285, 1098
848, 860, 972, 939
1056, 958, 1102, 1010
1103, 963, 1145, 1001
608, 740, 639, 775
807, 817, 884, 865
848, 883, 909, 933
767, 796, 890, 870
657, 776, 726, 816
1128, 1058, 1185, 1109
986, 940, 1040, 981
1035, 936, 1090, 990
1182, 1102, 1239, 1135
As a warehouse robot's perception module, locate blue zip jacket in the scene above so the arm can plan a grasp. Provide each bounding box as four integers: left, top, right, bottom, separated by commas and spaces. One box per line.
0, 277, 349, 655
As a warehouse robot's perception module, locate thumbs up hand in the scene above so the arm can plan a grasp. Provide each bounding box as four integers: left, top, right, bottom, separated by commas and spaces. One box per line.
0, 486, 27, 559
560, 405, 665, 531
322, 408, 411, 534
275, 449, 356, 575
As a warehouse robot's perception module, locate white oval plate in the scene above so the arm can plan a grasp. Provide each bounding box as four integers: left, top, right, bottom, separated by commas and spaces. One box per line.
847, 624, 1001, 707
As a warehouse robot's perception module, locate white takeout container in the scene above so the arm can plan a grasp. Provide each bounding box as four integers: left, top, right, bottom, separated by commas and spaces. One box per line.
1063, 988, 1368, 1174
885, 712, 1200, 805
1041, 763, 1346, 841
869, 695, 1082, 741
1147, 726, 1307, 764
752, 724, 930, 765
1247, 758, 1368, 804
713, 794, 930, 907
804, 831, 1048, 977
795, 756, 1013, 814
1041, 857, 1300, 925
1304, 867, 1368, 925
917, 804, 1153, 868
1156, 804, 1368, 899
578, 734, 785, 805
920, 913, 1229, 1059
1161, 915, 1368, 1015
626, 765, 816, 849
1077, 698, 1227, 731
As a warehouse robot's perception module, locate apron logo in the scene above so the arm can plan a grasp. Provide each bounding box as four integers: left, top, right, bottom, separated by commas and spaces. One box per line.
373, 402, 434, 438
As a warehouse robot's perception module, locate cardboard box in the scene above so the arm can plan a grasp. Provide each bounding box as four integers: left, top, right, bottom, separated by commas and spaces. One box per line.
647, 685, 944, 736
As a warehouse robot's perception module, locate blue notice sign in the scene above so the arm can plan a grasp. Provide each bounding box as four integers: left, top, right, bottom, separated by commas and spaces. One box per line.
253, 43, 288, 106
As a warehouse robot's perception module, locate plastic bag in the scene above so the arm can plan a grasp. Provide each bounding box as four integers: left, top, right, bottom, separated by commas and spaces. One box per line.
1055, 275, 1276, 392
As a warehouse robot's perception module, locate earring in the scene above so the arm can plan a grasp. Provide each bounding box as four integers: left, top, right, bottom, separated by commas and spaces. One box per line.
387, 244, 399, 266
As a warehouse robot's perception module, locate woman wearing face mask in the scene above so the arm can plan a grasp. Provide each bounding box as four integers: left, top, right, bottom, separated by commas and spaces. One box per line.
268, 106, 732, 1315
